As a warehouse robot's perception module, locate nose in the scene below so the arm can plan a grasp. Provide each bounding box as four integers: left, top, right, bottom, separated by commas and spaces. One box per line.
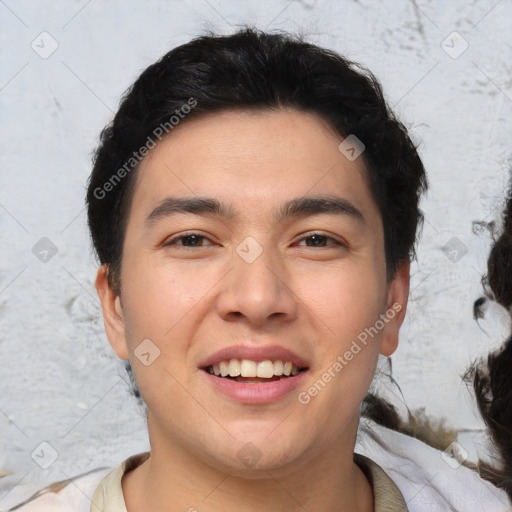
215, 241, 299, 328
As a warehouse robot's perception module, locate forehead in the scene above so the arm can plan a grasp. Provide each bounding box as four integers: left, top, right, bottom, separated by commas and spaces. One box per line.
128, 108, 380, 225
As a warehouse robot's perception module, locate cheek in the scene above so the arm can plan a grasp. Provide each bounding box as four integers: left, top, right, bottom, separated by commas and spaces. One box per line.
299, 265, 385, 335
299, 264, 385, 406
118, 262, 204, 411
120, 257, 201, 339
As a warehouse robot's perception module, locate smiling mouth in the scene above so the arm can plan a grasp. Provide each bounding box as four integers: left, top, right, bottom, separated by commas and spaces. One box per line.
203, 358, 308, 383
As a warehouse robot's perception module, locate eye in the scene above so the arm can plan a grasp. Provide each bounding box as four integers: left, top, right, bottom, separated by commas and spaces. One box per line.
163, 232, 213, 248
296, 233, 346, 248
162, 232, 346, 249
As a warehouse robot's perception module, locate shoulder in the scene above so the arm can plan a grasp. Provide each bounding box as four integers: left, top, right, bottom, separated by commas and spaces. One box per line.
9, 452, 151, 512
356, 417, 511, 512
8, 466, 114, 512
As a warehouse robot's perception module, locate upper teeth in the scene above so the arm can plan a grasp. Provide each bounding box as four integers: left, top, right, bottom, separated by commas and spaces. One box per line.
208, 359, 302, 378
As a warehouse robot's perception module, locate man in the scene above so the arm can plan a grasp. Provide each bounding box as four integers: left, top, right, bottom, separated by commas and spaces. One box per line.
11, 27, 510, 512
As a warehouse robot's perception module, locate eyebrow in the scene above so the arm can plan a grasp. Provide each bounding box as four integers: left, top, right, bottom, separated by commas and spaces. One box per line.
145, 195, 365, 226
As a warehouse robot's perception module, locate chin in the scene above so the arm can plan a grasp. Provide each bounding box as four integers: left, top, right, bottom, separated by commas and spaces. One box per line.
205, 431, 309, 476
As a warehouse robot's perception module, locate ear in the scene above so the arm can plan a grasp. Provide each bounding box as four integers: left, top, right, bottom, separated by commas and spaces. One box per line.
380, 260, 410, 357
95, 264, 129, 360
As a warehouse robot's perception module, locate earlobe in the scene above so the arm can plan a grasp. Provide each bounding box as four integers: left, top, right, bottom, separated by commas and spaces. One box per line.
380, 261, 410, 357
95, 264, 129, 360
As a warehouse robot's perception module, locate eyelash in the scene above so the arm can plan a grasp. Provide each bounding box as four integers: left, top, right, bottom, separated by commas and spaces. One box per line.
163, 231, 346, 249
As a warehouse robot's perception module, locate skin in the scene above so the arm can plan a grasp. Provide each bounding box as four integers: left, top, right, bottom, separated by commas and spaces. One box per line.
96, 108, 410, 512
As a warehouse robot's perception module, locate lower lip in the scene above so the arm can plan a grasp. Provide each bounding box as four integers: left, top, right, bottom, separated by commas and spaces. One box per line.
201, 370, 308, 404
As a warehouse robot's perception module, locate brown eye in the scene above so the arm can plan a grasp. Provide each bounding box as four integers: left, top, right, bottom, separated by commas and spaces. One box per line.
164, 232, 212, 248
297, 233, 346, 248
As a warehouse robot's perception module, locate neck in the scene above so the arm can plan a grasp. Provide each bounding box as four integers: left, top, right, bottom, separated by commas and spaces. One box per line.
122, 418, 373, 512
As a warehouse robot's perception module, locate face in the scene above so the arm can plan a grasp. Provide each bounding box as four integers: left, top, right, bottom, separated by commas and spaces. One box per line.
96, 108, 409, 476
